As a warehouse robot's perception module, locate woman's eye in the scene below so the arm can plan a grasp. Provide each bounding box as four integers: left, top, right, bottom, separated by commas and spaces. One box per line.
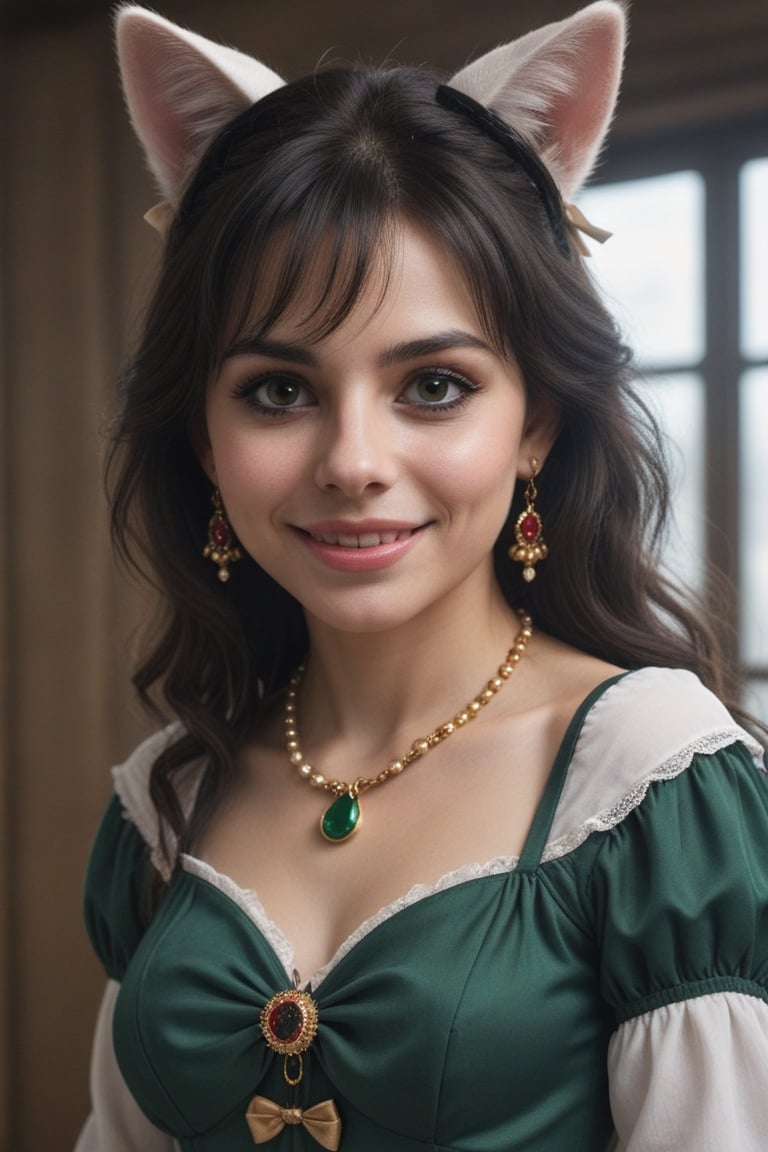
401, 371, 477, 409
236, 375, 314, 412
260, 378, 303, 407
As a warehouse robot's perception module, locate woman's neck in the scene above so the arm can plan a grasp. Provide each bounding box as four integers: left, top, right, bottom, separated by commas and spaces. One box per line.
295, 580, 526, 760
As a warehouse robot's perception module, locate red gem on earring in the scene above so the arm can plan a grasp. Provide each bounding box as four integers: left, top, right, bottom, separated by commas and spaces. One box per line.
520, 513, 540, 542
211, 516, 231, 546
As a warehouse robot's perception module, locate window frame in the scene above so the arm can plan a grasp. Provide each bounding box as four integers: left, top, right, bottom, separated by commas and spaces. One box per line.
591, 118, 768, 687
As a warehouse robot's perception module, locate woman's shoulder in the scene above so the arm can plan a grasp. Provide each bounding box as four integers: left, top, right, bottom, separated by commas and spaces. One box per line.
544, 664, 765, 861
569, 665, 762, 769
84, 724, 205, 977
109, 722, 204, 879
579, 670, 768, 1026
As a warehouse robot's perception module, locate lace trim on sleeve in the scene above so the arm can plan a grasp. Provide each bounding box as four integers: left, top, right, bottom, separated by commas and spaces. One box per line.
542, 729, 760, 864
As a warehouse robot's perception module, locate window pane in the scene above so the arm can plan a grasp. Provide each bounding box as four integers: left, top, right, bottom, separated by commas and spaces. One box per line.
637, 373, 705, 592
740, 367, 768, 665
741, 159, 768, 359
743, 680, 768, 724
578, 172, 705, 370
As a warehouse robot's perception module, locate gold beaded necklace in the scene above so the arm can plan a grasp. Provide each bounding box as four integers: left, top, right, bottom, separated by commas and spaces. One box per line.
283, 611, 533, 843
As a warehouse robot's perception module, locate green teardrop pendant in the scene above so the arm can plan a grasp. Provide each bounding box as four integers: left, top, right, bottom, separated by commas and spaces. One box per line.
321, 792, 361, 843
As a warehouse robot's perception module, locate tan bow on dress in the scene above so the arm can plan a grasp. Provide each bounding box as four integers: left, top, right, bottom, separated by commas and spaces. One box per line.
246, 1095, 342, 1150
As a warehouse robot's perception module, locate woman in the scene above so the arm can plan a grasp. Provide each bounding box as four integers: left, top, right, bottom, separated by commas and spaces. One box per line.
77, 3, 768, 1150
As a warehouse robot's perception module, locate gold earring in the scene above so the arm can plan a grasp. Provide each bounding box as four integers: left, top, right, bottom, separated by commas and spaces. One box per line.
203, 488, 241, 582
509, 458, 548, 582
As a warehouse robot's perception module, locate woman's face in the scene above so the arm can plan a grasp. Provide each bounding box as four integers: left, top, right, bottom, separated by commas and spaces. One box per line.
203, 219, 555, 635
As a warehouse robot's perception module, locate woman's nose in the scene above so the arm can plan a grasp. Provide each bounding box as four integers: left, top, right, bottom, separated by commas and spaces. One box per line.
313, 395, 398, 497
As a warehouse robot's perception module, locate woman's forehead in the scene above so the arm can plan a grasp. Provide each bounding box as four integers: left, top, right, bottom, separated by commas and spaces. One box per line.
227, 215, 483, 350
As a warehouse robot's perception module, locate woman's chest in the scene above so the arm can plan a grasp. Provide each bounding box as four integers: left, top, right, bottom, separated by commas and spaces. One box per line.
195, 726, 557, 979
113, 862, 615, 1150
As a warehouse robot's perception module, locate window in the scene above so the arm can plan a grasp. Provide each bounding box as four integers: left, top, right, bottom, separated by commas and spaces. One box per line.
577, 136, 768, 714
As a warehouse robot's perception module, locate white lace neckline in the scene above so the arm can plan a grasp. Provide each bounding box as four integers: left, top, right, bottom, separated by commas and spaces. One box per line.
179, 851, 520, 990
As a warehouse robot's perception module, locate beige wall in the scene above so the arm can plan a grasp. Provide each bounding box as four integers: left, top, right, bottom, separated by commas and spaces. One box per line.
1, 2, 766, 1148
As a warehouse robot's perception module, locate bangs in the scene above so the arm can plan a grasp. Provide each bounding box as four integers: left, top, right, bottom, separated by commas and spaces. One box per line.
220, 200, 400, 359
191, 86, 406, 363
211, 180, 522, 371
163, 64, 598, 395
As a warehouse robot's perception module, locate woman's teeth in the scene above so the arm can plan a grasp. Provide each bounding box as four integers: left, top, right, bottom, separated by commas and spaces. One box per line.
309, 529, 414, 548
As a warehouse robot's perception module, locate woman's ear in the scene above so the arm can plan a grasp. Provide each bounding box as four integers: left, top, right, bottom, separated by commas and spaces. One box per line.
188, 418, 216, 485
115, 5, 285, 205
448, 1, 626, 202
199, 450, 217, 487
518, 394, 561, 476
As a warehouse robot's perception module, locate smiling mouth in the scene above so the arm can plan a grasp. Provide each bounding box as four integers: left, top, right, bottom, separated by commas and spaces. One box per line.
307, 528, 418, 548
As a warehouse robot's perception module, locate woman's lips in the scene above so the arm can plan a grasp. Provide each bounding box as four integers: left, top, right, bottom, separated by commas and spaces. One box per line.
295, 523, 427, 572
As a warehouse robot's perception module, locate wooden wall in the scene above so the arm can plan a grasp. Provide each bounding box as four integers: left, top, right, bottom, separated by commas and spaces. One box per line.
0, 1, 766, 1148
0, 19, 156, 1152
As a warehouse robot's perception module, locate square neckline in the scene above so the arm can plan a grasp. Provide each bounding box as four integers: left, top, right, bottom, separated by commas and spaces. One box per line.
179, 670, 630, 987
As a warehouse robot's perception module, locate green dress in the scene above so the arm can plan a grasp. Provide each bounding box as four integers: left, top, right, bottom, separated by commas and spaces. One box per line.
81, 669, 768, 1151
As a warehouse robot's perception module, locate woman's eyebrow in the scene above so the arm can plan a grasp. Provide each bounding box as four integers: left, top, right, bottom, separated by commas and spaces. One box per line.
223, 337, 319, 365
222, 329, 494, 367
378, 330, 494, 366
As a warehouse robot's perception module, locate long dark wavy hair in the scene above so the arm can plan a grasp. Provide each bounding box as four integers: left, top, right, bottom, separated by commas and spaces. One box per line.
108, 65, 752, 867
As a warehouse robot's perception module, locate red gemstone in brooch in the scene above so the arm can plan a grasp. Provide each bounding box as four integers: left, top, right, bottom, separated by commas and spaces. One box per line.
261, 989, 319, 1070
254, 989, 340, 1145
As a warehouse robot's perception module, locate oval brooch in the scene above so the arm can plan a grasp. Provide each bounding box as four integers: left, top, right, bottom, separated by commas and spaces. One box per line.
260, 989, 319, 1057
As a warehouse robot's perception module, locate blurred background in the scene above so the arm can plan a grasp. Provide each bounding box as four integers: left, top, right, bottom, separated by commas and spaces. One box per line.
0, 0, 766, 1147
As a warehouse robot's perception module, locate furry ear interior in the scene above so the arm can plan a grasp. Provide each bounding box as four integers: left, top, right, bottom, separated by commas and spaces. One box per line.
448, 0, 626, 201
115, 6, 285, 205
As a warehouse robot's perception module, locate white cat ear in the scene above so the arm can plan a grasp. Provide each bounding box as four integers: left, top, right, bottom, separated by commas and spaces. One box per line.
448, 1, 626, 201
115, 6, 286, 206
